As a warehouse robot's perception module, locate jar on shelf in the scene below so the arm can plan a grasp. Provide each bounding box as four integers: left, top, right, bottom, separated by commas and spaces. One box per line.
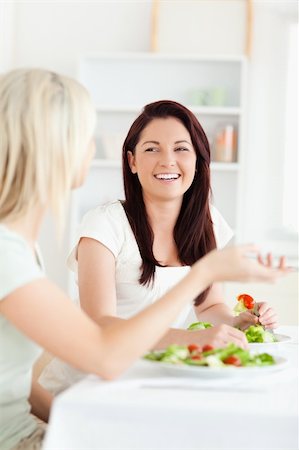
213, 125, 237, 162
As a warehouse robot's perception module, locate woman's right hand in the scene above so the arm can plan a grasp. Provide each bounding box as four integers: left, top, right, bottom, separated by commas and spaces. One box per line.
199, 244, 291, 285
190, 324, 248, 349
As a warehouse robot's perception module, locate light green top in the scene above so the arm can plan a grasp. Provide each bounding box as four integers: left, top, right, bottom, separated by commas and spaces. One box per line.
0, 225, 45, 450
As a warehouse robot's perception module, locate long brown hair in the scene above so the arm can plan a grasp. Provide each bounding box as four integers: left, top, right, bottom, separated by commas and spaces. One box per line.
122, 100, 216, 306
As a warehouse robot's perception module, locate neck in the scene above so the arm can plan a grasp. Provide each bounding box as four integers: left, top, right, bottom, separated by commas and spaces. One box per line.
143, 196, 182, 233
3, 207, 45, 247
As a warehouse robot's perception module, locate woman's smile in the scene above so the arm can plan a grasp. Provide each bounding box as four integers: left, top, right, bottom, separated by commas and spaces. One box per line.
153, 173, 181, 182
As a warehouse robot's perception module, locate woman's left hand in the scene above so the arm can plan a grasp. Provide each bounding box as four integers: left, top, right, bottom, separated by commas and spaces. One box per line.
256, 301, 278, 329
232, 301, 278, 330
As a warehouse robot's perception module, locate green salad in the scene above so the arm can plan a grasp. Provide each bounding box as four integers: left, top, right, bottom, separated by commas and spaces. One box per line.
144, 343, 275, 368
245, 325, 277, 343
187, 321, 212, 331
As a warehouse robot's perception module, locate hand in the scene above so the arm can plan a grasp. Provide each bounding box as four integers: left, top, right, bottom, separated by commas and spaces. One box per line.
232, 301, 278, 330
256, 302, 278, 329
200, 244, 292, 285
189, 324, 248, 349
233, 311, 259, 330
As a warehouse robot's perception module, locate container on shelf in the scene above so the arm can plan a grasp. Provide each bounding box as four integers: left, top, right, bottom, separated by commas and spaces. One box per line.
213, 125, 237, 163
189, 87, 227, 107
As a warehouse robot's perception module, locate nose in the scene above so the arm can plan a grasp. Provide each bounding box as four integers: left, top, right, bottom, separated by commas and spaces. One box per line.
158, 150, 176, 167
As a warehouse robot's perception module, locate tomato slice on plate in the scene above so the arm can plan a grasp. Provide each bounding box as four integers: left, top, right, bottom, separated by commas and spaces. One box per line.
202, 344, 214, 352
188, 344, 200, 353
223, 355, 242, 366
191, 354, 202, 360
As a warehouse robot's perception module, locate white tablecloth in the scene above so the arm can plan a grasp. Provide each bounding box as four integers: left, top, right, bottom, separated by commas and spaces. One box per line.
43, 326, 298, 450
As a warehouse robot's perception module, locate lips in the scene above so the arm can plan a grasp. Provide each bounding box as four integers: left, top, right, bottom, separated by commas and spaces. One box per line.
154, 173, 181, 180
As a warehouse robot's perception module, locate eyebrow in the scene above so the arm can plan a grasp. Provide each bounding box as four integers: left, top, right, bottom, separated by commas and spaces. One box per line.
141, 140, 192, 146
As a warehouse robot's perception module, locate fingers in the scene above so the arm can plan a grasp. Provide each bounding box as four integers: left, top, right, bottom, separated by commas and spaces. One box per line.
268, 253, 273, 267
257, 301, 270, 316
257, 252, 272, 267
257, 302, 278, 329
260, 315, 278, 329
279, 256, 286, 269
257, 254, 264, 265
208, 324, 248, 349
221, 325, 249, 349
251, 249, 289, 272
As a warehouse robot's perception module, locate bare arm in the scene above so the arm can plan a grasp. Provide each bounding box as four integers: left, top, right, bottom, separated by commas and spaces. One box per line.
194, 283, 235, 326
0, 253, 214, 380
0, 245, 286, 381
78, 237, 117, 321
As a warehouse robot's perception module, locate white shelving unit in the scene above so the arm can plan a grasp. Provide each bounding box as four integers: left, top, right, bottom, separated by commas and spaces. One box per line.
68, 53, 247, 296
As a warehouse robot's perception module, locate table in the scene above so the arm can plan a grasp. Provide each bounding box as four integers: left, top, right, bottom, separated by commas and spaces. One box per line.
43, 326, 298, 450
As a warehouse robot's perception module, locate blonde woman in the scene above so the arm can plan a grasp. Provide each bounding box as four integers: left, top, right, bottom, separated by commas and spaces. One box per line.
0, 69, 289, 450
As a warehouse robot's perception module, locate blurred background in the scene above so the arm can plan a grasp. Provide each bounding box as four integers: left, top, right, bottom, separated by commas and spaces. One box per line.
1, 0, 298, 323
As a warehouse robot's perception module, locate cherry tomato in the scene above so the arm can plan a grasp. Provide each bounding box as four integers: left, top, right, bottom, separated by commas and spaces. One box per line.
223, 355, 242, 366
237, 293, 255, 310
202, 344, 214, 352
191, 354, 202, 360
188, 344, 200, 353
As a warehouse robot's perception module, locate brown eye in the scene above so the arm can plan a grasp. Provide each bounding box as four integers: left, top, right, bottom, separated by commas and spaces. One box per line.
145, 147, 158, 152
175, 147, 189, 152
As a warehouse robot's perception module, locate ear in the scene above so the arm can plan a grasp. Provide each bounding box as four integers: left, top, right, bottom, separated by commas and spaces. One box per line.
127, 151, 137, 174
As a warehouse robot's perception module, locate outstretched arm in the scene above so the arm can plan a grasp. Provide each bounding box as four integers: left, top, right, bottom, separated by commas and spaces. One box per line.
0, 253, 212, 380
0, 245, 289, 381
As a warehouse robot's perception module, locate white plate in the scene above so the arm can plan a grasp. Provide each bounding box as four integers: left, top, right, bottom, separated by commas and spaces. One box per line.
142, 356, 288, 378
248, 333, 292, 348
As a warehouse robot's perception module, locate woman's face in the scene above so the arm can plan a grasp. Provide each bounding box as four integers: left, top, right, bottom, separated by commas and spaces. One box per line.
128, 117, 197, 202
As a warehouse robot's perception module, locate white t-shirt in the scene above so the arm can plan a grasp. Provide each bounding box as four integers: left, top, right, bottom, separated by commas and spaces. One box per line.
68, 200, 233, 327
40, 200, 232, 395
0, 225, 44, 450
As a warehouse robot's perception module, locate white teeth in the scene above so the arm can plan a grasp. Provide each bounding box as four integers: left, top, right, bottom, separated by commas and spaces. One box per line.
155, 173, 180, 180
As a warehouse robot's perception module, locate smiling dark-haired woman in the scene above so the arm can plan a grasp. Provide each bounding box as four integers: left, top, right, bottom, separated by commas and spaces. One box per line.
39, 100, 280, 394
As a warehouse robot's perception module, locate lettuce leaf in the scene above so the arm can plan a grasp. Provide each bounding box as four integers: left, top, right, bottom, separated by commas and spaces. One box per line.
245, 325, 276, 343
187, 321, 213, 331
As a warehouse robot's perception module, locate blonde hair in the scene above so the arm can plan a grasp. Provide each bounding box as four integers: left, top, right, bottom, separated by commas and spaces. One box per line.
0, 68, 96, 228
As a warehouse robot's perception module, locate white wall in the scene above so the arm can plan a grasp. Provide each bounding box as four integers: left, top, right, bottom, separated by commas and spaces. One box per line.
12, 1, 152, 76
2, 0, 297, 322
